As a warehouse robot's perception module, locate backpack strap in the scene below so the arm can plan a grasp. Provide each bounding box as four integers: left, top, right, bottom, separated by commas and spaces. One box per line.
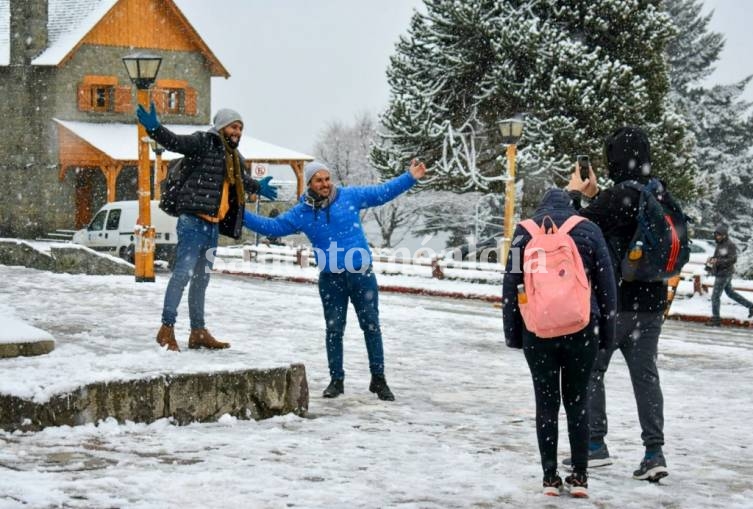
618, 180, 644, 192
519, 219, 541, 238
557, 215, 586, 235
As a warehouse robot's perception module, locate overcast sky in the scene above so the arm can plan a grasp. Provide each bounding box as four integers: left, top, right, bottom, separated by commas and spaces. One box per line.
174, 0, 752, 156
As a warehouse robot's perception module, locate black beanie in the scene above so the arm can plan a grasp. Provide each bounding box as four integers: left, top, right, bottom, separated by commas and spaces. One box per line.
604, 126, 651, 183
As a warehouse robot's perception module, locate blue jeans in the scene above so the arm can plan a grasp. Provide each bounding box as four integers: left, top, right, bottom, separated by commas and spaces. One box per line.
161, 214, 219, 329
711, 274, 753, 319
318, 267, 384, 380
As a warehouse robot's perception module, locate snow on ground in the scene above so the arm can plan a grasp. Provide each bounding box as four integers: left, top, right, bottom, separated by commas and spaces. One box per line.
0, 264, 752, 508
0, 305, 53, 345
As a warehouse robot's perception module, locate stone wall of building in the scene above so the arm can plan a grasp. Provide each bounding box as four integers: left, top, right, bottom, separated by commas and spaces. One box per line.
0, 35, 214, 238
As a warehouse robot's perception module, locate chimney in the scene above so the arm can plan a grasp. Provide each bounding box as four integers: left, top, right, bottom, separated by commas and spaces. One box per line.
9, 0, 48, 65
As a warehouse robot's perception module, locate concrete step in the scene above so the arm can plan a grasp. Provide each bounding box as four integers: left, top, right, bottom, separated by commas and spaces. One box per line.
0, 364, 309, 432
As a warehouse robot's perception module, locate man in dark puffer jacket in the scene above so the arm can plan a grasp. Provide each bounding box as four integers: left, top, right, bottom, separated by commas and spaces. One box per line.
564, 126, 670, 482
137, 103, 277, 352
705, 223, 753, 326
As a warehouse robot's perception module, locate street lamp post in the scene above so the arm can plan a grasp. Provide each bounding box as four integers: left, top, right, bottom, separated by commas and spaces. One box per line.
498, 118, 524, 266
143, 137, 165, 199
123, 52, 162, 282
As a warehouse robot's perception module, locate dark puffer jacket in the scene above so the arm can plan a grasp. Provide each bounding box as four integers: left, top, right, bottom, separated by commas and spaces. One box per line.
503, 189, 617, 350
147, 125, 260, 239
570, 126, 667, 313
711, 225, 738, 277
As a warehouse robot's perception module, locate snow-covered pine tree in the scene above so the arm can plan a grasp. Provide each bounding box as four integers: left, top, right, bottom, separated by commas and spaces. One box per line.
373, 0, 697, 219
664, 0, 753, 253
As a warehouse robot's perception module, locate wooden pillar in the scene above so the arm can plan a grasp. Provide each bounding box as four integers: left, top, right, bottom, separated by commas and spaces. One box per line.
103, 164, 121, 203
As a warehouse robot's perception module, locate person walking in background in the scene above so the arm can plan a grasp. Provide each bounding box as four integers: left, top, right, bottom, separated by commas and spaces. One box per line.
136, 103, 277, 352
503, 188, 616, 498
705, 224, 753, 326
565, 126, 672, 482
243, 159, 426, 401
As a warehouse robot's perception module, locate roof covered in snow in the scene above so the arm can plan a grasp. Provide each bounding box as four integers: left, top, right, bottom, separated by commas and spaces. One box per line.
54, 119, 314, 162
32, 0, 118, 66
0, 0, 226, 72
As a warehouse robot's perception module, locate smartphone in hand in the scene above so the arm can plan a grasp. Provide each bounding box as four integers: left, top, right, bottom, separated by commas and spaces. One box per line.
577, 155, 590, 180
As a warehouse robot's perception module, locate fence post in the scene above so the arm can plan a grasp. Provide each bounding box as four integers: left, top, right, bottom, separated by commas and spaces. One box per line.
296, 248, 309, 269
242, 246, 254, 263
431, 256, 444, 279
693, 274, 704, 295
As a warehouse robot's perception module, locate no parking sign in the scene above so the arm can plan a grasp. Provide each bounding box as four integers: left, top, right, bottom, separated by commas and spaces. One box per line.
252, 163, 268, 178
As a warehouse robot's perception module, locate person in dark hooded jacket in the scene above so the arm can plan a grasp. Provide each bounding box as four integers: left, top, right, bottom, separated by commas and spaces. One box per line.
136, 103, 278, 352
243, 159, 426, 401
705, 224, 753, 326
503, 188, 616, 497
564, 126, 671, 482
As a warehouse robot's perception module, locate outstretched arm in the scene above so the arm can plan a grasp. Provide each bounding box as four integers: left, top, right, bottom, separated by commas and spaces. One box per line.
137, 101, 203, 156
356, 159, 426, 208
243, 209, 299, 237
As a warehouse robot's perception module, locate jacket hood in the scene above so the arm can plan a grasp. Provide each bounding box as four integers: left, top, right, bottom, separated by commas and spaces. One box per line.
533, 188, 576, 216
604, 126, 651, 184
714, 223, 729, 238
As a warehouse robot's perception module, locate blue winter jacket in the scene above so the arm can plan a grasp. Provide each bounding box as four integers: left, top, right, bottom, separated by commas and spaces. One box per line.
243, 172, 417, 272
502, 188, 617, 351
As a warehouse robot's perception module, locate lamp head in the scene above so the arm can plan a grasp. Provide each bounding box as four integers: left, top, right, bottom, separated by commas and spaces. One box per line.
122, 52, 162, 90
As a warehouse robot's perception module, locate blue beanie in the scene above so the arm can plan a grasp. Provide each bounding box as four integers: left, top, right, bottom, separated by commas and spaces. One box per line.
304, 161, 330, 184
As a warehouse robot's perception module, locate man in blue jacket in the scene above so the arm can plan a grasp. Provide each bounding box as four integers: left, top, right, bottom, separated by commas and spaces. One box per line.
243, 159, 426, 401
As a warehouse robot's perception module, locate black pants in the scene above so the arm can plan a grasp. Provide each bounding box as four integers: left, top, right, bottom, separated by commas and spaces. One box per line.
523, 322, 598, 475
589, 311, 664, 450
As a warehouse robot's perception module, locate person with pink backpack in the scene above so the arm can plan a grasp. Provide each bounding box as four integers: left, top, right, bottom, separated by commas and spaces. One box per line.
503, 188, 617, 498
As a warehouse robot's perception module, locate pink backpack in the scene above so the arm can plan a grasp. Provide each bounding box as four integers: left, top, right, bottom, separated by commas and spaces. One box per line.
518, 216, 591, 339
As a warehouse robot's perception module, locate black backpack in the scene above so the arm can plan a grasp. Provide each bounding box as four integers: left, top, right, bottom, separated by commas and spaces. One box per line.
619, 179, 690, 282
159, 157, 187, 217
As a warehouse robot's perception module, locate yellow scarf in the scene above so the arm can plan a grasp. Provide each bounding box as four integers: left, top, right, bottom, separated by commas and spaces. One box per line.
220, 134, 245, 206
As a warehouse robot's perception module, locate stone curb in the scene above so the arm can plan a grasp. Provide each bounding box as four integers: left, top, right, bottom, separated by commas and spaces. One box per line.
0, 364, 309, 432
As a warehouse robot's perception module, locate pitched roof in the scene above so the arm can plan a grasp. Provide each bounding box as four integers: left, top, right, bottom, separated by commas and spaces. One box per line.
0, 0, 227, 75
54, 119, 315, 163
32, 0, 118, 66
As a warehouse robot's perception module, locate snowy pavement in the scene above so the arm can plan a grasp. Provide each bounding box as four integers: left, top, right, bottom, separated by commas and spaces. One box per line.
0, 265, 752, 508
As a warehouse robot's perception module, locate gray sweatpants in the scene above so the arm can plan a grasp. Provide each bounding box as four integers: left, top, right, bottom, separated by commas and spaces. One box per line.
588, 311, 665, 450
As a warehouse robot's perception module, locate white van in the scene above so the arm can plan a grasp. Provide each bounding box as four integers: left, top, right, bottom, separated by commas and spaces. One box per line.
72, 201, 177, 263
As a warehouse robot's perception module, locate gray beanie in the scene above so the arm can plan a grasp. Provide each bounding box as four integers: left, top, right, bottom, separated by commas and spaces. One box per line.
213, 108, 244, 130
304, 161, 330, 184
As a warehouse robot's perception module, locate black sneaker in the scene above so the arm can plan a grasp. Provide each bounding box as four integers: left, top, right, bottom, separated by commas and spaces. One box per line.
565, 471, 588, 498
369, 374, 395, 401
542, 474, 563, 496
633, 452, 669, 482
322, 379, 344, 398
563, 442, 612, 469
705, 319, 721, 327
748, 307, 753, 319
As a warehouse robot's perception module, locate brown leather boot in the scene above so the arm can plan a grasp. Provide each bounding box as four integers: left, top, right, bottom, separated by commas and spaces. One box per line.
188, 328, 230, 350
156, 324, 180, 352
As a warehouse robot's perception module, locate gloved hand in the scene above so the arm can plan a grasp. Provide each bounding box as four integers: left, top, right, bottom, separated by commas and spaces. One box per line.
136, 101, 160, 131
257, 176, 278, 201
